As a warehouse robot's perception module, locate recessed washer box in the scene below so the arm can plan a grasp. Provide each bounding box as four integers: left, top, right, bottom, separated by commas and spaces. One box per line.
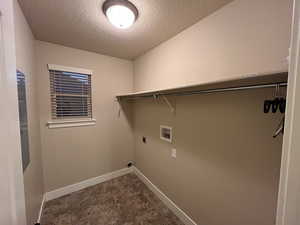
160, 125, 172, 143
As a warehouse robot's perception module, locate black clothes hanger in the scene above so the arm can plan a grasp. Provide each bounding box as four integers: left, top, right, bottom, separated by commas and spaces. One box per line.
264, 84, 286, 114
272, 97, 280, 113
263, 84, 286, 138
273, 116, 285, 138
279, 98, 286, 113
264, 100, 272, 113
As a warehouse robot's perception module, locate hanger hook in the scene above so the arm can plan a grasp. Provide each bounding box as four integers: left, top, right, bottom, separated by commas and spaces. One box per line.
278, 83, 283, 98
153, 94, 160, 101
274, 84, 279, 97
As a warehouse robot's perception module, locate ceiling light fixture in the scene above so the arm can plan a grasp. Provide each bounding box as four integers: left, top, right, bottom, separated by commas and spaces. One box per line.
102, 0, 138, 29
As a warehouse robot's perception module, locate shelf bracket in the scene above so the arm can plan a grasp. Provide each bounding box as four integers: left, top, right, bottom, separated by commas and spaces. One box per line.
116, 97, 121, 117
162, 95, 175, 113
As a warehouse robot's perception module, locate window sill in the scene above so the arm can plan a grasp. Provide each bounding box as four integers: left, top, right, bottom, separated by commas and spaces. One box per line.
47, 119, 96, 129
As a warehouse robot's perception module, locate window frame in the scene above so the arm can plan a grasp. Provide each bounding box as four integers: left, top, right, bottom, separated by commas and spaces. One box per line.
47, 64, 96, 128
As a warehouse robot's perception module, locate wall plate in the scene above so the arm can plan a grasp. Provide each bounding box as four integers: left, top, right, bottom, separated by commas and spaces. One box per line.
160, 125, 172, 143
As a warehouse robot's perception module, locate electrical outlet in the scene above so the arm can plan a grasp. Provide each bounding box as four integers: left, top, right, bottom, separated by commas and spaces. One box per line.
171, 148, 176, 158
142, 136, 146, 143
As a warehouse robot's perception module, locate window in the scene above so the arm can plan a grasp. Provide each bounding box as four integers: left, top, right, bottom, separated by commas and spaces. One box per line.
48, 64, 93, 122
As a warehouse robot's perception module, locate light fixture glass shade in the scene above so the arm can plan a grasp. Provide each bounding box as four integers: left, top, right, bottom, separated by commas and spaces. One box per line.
106, 5, 135, 29
103, 0, 138, 29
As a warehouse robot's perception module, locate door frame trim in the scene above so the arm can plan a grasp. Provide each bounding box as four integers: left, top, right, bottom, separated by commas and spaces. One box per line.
0, 1, 26, 224
276, 0, 300, 224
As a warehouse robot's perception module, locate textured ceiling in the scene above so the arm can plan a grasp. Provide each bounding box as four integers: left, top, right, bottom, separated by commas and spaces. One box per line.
18, 0, 234, 59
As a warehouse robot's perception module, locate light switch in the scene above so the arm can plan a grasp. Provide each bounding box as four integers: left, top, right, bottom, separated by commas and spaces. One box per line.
171, 148, 176, 158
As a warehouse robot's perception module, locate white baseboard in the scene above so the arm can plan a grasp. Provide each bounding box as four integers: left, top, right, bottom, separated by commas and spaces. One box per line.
45, 167, 133, 201
37, 194, 45, 224
133, 166, 197, 225
42, 166, 196, 225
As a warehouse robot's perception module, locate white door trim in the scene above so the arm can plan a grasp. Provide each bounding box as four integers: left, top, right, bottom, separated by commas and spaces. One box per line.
0, 0, 26, 225
276, 0, 300, 224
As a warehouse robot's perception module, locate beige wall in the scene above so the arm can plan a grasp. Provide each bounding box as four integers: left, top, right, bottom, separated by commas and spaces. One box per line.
134, 90, 284, 225
134, 0, 292, 91
14, 1, 44, 224
13, 0, 292, 224
35, 41, 134, 192
132, 0, 292, 224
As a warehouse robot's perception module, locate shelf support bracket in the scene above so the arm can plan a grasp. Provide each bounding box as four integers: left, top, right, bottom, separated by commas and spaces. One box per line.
116, 97, 121, 117
162, 95, 175, 113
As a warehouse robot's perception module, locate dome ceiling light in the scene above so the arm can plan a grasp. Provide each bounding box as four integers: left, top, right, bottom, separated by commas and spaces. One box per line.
102, 0, 139, 29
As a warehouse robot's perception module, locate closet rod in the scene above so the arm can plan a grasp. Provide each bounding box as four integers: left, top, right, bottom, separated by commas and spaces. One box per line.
120, 82, 287, 100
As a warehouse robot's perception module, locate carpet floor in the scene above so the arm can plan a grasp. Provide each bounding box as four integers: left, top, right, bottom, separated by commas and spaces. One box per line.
41, 173, 185, 225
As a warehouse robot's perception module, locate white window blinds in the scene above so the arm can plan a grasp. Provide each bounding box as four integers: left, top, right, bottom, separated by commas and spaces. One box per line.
49, 65, 92, 119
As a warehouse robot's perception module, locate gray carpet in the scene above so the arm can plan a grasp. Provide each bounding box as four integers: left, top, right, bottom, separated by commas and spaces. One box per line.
41, 173, 185, 225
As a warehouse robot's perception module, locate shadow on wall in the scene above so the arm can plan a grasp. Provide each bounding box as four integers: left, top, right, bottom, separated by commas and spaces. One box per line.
118, 100, 134, 130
